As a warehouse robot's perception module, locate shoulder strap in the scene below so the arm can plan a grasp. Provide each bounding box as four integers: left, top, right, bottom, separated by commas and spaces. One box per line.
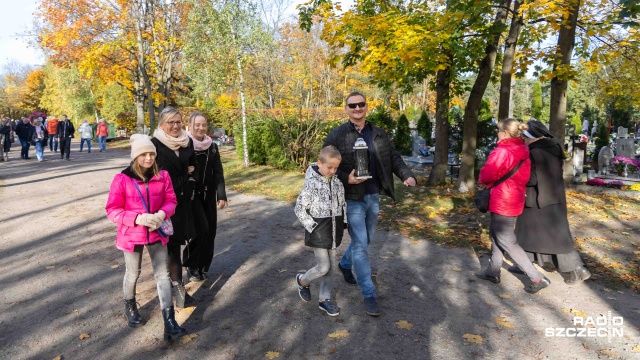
490, 160, 525, 188
130, 177, 150, 213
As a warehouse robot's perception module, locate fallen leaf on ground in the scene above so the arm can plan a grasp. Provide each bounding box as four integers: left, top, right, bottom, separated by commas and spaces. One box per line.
395, 320, 413, 330
582, 343, 589, 349
632, 345, 640, 352
607, 297, 617, 300
495, 317, 516, 329
46, 266, 56, 269
499, 294, 512, 299
451, 266, 462, 272
79, 333, 90, 340
53, 356, 62, 360
277, 269, 287, 273
598, 349, 620, 358
328, 330, 350, 339
110, 264, 119, 269
603, 288, 612, 292
410, 241, 420, 245
181, 333, 198, 344
265, 351, 280, 359
462, 333, 483, 344
84, 289, 91, 295
570, 309, 587, 317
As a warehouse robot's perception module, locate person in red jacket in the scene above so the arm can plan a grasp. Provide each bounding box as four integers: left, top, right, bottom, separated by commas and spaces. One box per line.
105, 134, 187, 340
96, 119, 109, 152
475, 118, 551, 294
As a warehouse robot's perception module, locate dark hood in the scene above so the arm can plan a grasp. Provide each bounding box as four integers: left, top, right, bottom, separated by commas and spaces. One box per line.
529, 137, 565, 160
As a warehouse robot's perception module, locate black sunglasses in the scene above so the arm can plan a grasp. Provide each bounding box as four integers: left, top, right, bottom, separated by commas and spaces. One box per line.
347, 101, 366, 109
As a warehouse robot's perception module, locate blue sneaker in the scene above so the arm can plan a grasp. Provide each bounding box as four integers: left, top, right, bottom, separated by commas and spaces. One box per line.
318, 300, 340, 316
363, 296, 380, 316
296, 274, 311, 302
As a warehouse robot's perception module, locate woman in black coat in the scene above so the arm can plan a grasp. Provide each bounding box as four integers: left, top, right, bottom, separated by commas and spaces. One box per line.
151, 107, 198, 308
513, 120, 591, 284
184, 112, 227, 282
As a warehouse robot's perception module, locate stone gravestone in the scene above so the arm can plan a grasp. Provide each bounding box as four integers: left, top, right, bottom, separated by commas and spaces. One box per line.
598, 146, 615, 174
618, 126, 629, 139
617, 137, 635, 159
412, 134, 427, 157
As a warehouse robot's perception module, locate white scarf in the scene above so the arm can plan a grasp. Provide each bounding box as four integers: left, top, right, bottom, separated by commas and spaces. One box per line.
153, 128, 190, 151
35, 125, 44, 139
188, 133, 213, 151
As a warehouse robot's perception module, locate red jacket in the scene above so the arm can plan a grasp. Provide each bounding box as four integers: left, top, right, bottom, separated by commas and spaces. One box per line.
97, 122, 109, 137
46, 119, 59, 136
478, 137, 531, 217
105, 169, 177, 252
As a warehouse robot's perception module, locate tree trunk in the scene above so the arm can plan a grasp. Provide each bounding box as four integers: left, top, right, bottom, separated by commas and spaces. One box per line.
458, 0, 511, 193
549, 0, 581, 141
427, 66, 451, 185
134, 72, 145, 133
498, 0, 523, 121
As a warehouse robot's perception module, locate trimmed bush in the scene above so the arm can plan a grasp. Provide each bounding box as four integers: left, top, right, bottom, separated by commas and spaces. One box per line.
394, 114, 412, 155
416, 110, 432, 146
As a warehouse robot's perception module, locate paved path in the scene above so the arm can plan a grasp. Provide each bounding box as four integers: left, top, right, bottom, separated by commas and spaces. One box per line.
0, 143, 639, 359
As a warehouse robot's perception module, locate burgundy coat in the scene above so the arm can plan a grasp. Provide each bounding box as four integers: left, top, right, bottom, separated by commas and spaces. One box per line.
478, 137, 531, 217
105, 169, 177, 252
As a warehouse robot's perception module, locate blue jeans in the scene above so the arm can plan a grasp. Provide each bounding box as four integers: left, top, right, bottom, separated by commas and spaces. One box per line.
48, 136, 58, 152
19, 138, 30, 158
79, 138, 91, 152
35, 140, 44, 160
98, 136, 106, 151
339, 194, 380, 298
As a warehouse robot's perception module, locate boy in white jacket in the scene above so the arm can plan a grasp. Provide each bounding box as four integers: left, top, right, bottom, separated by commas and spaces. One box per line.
77, 119, 93, 153
294, 146, 347, 316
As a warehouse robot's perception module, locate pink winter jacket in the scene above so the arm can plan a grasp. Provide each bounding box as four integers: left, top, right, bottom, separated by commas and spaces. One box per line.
105, 170, 177, 252
478, 137, 531, 217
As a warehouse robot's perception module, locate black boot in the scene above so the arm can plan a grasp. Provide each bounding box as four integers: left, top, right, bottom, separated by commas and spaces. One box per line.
172, 282, 196, 309
162, 306, 187, 341
124, 298, 143, 327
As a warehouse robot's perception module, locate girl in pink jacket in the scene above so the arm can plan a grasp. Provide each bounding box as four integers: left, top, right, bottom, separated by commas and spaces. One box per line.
105, 134, 187, 341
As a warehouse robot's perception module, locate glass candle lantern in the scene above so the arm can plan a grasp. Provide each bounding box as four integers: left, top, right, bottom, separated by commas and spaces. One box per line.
353, 137, 372, 179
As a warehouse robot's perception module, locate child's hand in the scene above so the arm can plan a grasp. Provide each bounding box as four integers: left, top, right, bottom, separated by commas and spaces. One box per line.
135, 214, 162, 229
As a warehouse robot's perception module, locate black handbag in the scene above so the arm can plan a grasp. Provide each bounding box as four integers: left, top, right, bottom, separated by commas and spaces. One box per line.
474, 160, 524, 213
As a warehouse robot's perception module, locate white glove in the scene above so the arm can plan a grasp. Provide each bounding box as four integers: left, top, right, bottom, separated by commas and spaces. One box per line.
135, 214, 161, 229
151, 210, 166, 228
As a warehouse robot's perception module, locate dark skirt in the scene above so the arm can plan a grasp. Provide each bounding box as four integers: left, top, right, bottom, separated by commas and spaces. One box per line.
525, 250, 584, 273
515, 203, 575, 254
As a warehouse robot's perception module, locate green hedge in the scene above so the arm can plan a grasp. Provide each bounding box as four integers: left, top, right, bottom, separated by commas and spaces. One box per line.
234, 115, 342, 172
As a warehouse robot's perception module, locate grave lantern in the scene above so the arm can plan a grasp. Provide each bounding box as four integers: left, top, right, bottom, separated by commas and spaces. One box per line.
353, 138, 372, 179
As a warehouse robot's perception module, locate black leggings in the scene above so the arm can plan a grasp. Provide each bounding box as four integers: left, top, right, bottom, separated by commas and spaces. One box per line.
167, 243, 183, 283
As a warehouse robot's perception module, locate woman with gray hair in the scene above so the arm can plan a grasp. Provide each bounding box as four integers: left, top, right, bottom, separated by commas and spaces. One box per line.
151, 107, 198, 308
512, 120, 591, 284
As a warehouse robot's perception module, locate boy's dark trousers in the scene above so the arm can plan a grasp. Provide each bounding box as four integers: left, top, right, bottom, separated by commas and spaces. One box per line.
60, 137, 71, 159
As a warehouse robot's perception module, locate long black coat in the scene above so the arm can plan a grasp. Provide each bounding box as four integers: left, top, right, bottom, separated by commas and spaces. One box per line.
323, 121, 414, 201
183, 142, 227, 270
515, 138, 574, 254
151, 137, 198, 245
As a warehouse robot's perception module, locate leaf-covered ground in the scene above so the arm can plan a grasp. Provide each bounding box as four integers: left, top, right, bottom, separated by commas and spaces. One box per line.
222, 152, 640, 293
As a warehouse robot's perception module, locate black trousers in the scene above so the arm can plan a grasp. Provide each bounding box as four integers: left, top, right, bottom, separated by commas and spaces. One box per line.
59, 137, 71, 159
184, 197, 218, 273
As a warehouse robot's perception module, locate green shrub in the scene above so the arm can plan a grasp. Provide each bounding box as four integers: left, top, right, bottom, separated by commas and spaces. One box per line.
417, 110, 432, 146
394, 114, 412, 155
367, 106, 395, 137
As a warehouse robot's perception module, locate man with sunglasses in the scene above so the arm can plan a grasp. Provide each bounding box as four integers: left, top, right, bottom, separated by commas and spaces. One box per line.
323, 92, 416, 316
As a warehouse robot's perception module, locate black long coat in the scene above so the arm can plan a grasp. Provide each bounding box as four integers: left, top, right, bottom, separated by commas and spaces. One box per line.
151, 137, 198, 245
515, 138, 575, 254
183, 142, 227, 270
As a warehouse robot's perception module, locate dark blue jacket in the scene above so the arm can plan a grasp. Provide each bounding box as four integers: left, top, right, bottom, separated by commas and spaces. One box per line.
15, 121, 34, 141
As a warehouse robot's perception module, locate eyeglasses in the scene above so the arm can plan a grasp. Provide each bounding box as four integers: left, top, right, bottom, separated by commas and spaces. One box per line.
347, 102, 367, 109
166, 121, 182, 127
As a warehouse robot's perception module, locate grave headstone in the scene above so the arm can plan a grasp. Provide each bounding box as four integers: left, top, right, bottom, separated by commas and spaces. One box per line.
616, 138, 635, 159
412, 134, 427, 157
598, 146, 614, 174
618, 126, 629, 139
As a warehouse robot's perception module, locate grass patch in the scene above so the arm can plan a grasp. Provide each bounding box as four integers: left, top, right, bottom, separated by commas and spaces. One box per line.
221, 151, 304, 203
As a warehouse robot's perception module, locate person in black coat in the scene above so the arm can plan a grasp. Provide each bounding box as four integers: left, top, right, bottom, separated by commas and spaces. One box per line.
57, 115, 75, 160
184, 112, 227, 282
513, 120, 591, 284
151, 107, 198, 308
15, 117, 34, 160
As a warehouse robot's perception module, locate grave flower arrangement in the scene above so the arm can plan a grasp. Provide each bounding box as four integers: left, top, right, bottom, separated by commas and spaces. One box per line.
612, 156, 639, 175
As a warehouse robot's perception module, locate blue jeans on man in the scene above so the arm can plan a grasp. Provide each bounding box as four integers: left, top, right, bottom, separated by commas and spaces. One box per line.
48, 135, 58, 152
79, 138, 91, 152
19, 138, 30, 159
339, 193, 380, 299
98, 136, 107, 152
